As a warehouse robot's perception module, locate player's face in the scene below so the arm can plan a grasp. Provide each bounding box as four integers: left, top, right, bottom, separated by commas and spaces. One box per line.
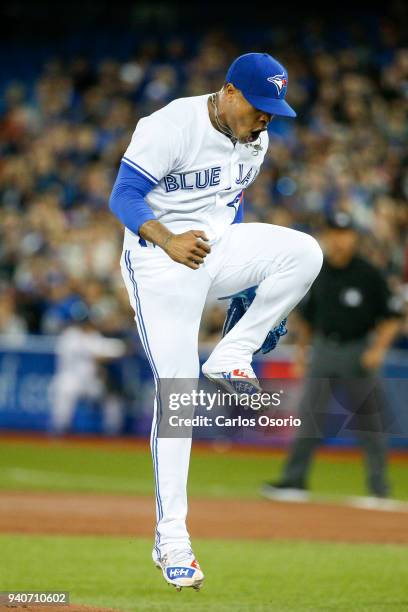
223, 85, 273, 144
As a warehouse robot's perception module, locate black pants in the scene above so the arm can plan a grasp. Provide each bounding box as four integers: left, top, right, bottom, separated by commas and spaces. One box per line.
280, 336, 390, 497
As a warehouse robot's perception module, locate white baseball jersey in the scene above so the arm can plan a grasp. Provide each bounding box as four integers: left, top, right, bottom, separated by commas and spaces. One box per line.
122, 94, 269, 243
55, 326, 125, 384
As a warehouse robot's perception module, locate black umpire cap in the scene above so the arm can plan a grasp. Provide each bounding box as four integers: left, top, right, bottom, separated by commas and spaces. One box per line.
326, 212, 356, 231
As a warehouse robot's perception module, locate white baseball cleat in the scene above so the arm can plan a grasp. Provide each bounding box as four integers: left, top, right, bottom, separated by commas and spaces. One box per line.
203, 366, 262, 396
154, 548, 204, 591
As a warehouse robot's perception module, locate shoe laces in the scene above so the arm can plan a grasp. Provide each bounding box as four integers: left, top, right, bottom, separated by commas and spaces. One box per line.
161, 548, 194, 567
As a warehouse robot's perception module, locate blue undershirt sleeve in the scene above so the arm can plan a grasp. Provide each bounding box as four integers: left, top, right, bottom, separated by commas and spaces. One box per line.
109, 161, 157, 235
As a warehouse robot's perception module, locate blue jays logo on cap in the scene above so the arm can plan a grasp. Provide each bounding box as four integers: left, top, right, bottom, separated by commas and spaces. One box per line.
225, 53, 296, 118
267, 74, 287, 96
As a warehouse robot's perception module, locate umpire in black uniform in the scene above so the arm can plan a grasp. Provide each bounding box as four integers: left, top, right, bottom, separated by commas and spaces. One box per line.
263, 212, 401, 499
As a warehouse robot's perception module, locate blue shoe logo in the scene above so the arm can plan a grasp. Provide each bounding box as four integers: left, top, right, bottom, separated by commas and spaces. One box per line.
167, 567, 195, 579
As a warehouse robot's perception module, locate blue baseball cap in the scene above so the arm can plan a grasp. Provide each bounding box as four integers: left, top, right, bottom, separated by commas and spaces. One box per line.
225, 53, 296, 118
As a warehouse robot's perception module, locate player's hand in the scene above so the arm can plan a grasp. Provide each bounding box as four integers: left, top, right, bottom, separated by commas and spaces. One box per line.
163, 230, 211, 270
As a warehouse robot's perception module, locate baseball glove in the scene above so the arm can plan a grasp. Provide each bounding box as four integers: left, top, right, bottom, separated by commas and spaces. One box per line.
221, 286, 288, 354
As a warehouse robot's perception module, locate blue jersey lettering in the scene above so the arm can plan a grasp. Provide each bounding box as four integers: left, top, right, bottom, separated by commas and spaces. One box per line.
164, 166, 222, 192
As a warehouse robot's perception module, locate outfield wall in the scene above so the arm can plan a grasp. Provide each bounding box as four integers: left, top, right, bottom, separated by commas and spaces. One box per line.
0, 336, 407, 448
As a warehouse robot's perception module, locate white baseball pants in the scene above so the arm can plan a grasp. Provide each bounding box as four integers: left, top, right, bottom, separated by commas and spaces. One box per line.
121, 222, 323, 556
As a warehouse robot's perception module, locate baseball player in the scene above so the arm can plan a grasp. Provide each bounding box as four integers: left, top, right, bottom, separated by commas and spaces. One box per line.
50, 309, 126, 435
109, 53, 323, 591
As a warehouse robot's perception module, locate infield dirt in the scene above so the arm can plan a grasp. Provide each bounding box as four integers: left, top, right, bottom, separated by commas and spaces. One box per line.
0, 490, 407, 544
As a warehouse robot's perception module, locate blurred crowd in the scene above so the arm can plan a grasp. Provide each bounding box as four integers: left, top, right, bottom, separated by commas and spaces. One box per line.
0, 19, 407, 346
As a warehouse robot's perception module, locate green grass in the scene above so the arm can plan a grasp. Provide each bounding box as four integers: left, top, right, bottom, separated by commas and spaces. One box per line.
1, 534, 407, 611
1, 443, 407, 610
0, 440, 407, 500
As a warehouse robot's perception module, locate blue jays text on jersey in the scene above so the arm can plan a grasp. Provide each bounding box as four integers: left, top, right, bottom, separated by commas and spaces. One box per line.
163, 163, 260, 193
